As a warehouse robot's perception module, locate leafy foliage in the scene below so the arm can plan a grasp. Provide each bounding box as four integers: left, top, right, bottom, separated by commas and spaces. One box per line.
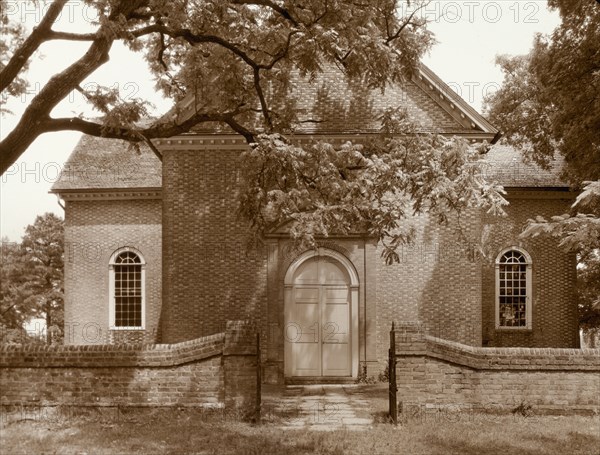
520, 181, 600, 252
0, 213, 64, 343
486, 0, 600, 331
0, 0, 437, 171
485, 0, 600, 182
1, 0, 510, 261
240, 112, 508, 263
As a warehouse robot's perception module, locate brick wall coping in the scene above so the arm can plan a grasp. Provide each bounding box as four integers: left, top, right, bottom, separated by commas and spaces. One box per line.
0, 333, 225, 368
397, 335, 600, 371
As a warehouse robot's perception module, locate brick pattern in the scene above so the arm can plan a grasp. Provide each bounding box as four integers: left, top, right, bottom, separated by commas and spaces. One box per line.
63, 149, 578, 387
0, 334, 224, 368
481, 195, 579, 348
394, 324, 600, 413
64, 199, 162, 345
223, 321, 258, 409
375, 210, 483, 367
0, 335, 224, 407
0, 322, 259, 409
161, 149, 268, 343
284, 70, 467, 134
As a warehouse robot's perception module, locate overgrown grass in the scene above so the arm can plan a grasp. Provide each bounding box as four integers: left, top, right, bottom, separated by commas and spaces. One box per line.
1, 404, 598, 455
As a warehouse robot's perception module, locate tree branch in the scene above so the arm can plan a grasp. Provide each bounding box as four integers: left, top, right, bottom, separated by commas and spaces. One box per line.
40, 109, 255, 144
46, 30, 98, 41
130, 25, 259, 69
0, 0, 152, 175
386, 1, 429, 44
0, 0, 69, 94
229, 0, 299, 26
253, 68, 272, 129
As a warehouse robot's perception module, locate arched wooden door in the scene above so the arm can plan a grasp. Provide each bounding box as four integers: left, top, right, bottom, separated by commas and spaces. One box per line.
284, 250, 358, 378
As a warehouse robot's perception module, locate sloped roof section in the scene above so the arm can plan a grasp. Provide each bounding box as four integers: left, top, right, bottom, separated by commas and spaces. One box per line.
52, 65, 567, 192
483, 145, 568, 188
52, 135, 568, 193
50, 134, 161, 192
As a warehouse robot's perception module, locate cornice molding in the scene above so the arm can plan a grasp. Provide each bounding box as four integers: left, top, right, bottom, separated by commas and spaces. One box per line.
57, 189, 162, 201
154, 132, 496, 151
504, 188, 575, 199
415, 64, 498, 135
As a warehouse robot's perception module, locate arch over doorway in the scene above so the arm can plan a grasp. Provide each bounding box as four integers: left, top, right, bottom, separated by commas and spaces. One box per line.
284, 248, 359, 379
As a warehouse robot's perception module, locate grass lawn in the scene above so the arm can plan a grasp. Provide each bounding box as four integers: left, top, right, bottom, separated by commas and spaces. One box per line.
1, 405, 599, 455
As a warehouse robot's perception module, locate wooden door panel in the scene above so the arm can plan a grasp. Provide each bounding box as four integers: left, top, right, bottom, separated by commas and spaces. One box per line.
286, 257, 353, 378
322, 342, 350, 376
291, 286, 320, 376
293, 342, 321, 376
322, 286, 350, 375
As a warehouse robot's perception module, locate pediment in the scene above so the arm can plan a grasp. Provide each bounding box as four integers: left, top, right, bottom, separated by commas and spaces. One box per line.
170, 63, 498, 141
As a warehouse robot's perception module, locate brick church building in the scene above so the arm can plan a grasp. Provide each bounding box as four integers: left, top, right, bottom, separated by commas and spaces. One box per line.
51, 64, 579, 382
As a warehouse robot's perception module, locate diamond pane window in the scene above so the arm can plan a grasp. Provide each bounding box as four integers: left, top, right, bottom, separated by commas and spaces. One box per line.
496, 248, 532, 330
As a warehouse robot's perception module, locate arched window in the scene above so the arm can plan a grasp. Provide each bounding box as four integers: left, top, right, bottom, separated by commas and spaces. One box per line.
109, 248, 145, 329
495, 247, 532, 330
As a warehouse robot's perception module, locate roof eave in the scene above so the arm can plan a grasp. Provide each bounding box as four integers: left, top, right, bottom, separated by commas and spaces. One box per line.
415, 63, 498, 136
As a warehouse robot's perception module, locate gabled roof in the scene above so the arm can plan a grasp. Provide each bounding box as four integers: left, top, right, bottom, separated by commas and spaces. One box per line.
415, 64, 497, 134
173, 63, 498, 140
52, 64, 567, 193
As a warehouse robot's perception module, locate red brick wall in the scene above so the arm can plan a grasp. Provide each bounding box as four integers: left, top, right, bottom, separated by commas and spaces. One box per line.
394, 324, 600, 414
0, 334, 224, 407
0, 322, 259, 410
161, 148, 267, 343
160, 146, 579, 380
481, 192, 579, 348
375, 209, 483, 365
64, 198, 162, 345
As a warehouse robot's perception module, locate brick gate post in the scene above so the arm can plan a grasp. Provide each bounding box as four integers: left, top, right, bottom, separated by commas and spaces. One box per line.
223, 320, 258, 414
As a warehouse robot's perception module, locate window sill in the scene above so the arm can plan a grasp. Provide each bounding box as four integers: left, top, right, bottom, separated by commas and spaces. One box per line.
495, 327, 532, 332
109, 327, 145, 331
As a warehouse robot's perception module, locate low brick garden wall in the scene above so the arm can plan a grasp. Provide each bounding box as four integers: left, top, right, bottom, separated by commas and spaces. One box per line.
0, 321, 258, 410
394, 324, 600, 414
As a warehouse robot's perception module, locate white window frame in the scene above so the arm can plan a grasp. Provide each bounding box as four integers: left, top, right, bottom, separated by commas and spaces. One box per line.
109, 247, 146, 330
495, 246, 532, 330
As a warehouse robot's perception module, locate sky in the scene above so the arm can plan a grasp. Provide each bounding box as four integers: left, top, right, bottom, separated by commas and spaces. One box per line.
0, 1, 562, 242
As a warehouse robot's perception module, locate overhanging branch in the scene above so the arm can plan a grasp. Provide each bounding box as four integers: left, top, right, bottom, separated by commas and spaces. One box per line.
40, 110, 255, 144
0, 0, 69, 94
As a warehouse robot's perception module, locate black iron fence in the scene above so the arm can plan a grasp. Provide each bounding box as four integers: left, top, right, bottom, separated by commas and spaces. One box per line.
388, 321, 398, 425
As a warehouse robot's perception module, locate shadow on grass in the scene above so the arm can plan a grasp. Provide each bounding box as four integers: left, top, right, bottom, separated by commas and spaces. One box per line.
1, 407, 348, 455
2, 407, 599, 455
426, 424, 600, 455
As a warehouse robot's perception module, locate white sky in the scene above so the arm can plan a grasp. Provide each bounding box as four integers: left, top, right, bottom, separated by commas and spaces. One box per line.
0, 1, 561, 242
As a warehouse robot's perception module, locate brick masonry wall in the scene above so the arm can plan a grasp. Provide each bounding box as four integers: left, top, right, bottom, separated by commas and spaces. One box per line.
481, 192, 579, 348
394, 324, 600, 414
376, 209, 483, 367
161, 148, 268, 343
159, 144, 578, 380
223, 320, 258, 410
0, 334, 224, 408
64, 198, 162, 345
0, 322, 260, 409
